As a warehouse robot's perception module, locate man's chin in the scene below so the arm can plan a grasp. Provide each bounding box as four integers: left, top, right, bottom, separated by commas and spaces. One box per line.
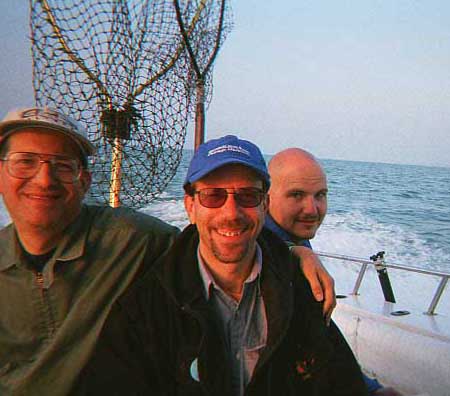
211, 243, 253, 265
293, 226, 318, 241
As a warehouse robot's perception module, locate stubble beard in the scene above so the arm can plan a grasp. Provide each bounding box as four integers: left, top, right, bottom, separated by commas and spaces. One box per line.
210, 238, 253, 265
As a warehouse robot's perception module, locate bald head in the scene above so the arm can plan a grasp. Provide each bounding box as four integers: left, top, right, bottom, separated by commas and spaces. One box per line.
268, 148, 328, 241
269, 148, 324, 182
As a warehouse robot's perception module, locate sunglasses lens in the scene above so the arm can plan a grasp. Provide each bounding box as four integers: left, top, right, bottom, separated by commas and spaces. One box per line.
196, 188, 263, 208
234, 189, 263, 208
198, 189, 228, 208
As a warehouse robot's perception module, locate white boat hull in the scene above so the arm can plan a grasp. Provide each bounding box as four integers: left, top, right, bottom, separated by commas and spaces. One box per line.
333, 297, 450, 396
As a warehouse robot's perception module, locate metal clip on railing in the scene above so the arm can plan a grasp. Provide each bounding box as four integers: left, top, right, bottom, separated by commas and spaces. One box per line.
316, 250, 450, 315
370, 251, 396, 303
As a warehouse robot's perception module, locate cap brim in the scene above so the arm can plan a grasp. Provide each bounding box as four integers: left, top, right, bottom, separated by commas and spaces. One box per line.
185, 157, 270, 188
0, 120, 96, 156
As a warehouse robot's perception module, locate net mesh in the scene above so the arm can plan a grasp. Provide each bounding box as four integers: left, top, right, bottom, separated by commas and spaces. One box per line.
176, 0, 232, 78
30, 0, 231, 208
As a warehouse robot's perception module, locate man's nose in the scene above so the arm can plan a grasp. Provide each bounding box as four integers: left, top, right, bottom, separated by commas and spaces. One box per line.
221, 193, 242, 216
302, 195, 319, 215
31, 161, 59, 186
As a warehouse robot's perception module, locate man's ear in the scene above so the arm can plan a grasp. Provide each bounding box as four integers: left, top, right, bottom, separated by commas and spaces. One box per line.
80, 170, 92, 194
263, 193, 269, 214
0, 156, 8, 195
184, 193, 196, 224
0, 164, 4, 195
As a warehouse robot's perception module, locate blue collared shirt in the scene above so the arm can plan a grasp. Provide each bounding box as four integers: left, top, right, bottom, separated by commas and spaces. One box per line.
264, 214, 312, 248
197, 245, 267, 396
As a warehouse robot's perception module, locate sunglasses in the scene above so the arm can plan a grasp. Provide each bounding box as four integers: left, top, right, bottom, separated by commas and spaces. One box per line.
193, 187, 266, 208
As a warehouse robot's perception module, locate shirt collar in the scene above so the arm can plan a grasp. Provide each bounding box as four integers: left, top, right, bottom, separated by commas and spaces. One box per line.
0, 205, 89, 276
264, 214, 296, 243
0, 224, 22, 271
197, 243, 263, 300
264, 214, 312, 248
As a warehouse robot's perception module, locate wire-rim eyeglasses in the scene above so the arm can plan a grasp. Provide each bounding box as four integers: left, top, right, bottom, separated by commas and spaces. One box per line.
0, 152, 83, 184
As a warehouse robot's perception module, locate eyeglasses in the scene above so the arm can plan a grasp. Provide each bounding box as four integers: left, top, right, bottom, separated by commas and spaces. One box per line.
0, 152, 82, 183
193, 187, 265, 208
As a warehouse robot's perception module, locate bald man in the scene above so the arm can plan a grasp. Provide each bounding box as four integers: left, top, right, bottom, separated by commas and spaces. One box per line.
267, 148, 327, 246
266, 148, 403, 396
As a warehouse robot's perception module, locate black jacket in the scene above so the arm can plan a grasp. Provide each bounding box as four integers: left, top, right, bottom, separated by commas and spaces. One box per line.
79, 225, 367, 396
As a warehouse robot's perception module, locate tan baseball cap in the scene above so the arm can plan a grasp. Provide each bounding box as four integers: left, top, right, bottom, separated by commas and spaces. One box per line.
0, 107, 96, 156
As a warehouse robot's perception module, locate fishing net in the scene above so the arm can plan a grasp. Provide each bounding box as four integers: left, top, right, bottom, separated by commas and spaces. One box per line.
174, 0, 233, 146
30, 0, 231, 208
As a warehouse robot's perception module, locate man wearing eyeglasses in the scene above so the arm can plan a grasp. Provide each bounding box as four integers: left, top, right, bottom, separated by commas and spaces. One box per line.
81, 135, 367, 395
0, 107, 178, 395
0, 109, 335, 395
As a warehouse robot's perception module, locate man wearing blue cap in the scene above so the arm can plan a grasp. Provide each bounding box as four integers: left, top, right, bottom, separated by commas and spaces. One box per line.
82, 135, 367, 395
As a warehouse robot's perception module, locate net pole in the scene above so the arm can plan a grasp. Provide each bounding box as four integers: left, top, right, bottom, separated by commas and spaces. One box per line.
109, 137, 123, 207
104, 97, 123, 207
173, 0, 229, 150
194, 79, 205, 149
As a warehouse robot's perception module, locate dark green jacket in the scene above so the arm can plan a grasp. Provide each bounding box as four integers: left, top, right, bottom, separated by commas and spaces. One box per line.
0, 205, 178, 396
81, 225, 367, 396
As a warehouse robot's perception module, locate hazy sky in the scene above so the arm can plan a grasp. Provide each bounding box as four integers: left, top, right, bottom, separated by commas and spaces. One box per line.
1, 1, 450, 167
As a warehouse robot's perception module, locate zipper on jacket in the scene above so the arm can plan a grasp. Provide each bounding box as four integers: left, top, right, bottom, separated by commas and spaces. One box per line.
36, 271, 44, 288
35, 271, 57, 338
180, 303, 215, 395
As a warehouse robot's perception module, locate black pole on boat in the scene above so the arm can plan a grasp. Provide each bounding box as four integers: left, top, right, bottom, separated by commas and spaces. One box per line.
370, 251, 396, 303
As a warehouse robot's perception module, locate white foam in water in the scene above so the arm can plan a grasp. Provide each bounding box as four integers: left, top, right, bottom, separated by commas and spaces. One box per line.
315, 211, 449, 272
141, 199, 189, 231
311, 211, 450, 315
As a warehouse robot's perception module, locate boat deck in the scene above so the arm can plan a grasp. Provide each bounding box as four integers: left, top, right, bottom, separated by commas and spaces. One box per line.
321, 252, 450, 396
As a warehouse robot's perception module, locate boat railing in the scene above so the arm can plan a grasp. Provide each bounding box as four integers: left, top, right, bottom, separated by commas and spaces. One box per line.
315, 250, 449, 316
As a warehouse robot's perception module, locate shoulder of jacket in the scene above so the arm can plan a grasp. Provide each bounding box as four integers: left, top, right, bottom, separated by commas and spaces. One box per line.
86, 204, 180, 236
0, 223, 15, 249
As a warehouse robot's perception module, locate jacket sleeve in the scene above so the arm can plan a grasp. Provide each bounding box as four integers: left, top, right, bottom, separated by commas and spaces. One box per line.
326, 320, 369, 396
289, 261, 368, 396
74, 293, 164, 396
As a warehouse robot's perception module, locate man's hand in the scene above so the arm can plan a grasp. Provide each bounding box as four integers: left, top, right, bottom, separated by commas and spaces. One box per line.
289, 245, 336, 325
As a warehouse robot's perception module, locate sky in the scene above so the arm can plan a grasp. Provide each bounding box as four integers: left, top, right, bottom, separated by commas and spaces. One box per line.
1, 1, 450, 167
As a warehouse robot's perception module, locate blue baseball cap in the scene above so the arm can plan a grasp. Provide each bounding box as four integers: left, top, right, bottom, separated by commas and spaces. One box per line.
183, 135, 270, 190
